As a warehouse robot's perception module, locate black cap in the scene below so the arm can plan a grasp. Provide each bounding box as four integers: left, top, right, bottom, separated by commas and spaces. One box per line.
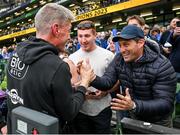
112, 25, 144, 42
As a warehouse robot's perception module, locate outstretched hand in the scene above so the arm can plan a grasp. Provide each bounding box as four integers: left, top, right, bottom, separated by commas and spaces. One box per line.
110, 88, 134, 111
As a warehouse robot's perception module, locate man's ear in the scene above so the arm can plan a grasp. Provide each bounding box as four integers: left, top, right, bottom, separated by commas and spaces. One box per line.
51, 23, 60, 37
138, 39, 145, 48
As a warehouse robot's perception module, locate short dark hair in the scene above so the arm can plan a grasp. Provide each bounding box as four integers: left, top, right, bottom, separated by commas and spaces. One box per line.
77, 20, 95, 30
77, 20, 96, 35
151, 27, 160, 34
126, 15, 145, 27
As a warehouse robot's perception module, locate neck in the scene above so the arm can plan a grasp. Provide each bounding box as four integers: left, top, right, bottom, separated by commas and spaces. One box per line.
84, 44, 97, 52
91, 44, 97, 51
135, 49, 144, 62
36, 33, 55, 46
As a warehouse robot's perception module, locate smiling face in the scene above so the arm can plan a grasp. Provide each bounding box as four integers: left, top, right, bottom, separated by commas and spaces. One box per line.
119, 38, 144, 62
109, 40, 116, 53
78, 29, 97, 52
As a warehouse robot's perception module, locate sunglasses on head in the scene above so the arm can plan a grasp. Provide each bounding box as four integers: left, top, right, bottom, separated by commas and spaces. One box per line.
77, 23, 95, 29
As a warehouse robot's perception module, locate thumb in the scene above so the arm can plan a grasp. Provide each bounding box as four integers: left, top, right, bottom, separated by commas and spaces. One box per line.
77, 60, 83, 68
125, 88, 130, 97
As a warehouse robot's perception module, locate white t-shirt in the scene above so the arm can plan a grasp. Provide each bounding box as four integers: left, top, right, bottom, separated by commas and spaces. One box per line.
69, 46, 114, 116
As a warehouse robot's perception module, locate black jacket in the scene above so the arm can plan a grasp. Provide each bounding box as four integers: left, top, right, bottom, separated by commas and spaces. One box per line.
6, 37, 86, 133
91, 41, 177, 124
168, 34, 180, 73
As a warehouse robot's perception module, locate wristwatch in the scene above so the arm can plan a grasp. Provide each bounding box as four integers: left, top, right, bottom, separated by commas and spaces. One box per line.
132, 102, 136, 109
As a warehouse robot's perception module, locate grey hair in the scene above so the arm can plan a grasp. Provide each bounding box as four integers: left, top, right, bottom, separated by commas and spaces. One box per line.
35, 3, 75, 34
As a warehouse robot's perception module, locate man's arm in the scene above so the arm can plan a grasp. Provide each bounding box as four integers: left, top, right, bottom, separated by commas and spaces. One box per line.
91, 54, 120, 90
51, 62, 93, 121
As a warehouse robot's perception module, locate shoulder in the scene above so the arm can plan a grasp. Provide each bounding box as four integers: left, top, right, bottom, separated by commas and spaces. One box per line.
161, 30, 171, 38
96, 46, 115, 57
158, 55, 173, 69
44, 53, 63, 65
69, 49, 81, 59
69, 49, 83, 64
150, 54, 173, 74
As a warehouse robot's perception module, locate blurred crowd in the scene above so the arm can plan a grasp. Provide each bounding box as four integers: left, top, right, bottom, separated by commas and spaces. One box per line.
0, 21, 34, 36
0, 45, 16, 60
0, 0, 131, 37
0, 0, 28, 14
0, 21, 177, 56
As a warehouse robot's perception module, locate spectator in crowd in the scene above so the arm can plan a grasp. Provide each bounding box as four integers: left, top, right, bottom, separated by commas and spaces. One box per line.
144, 24, 161, 43
106, 36, 116, 54
66, 39, 77, 55
7, 46, 15, 58
126, 15, 145, 29
167, 19, 180, 80
160, 17, 180, 56
150, 26, 161, 42
143, 24, 150, 37
126, 15, 160, 51
6, 3, 94, 134
99, 32, 109, 49
1, 46, 10, 59
0, 48, 3, 59
69, 20, 114, 134
91, 25, 177, 127
160, 17, 179, 45
160, 26, 167, 36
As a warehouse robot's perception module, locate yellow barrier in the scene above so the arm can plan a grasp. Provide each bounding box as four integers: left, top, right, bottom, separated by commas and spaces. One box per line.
0, 28, 36, 41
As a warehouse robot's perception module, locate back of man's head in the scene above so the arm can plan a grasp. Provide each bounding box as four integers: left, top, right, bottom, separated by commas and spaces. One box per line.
35, 3, 75, 34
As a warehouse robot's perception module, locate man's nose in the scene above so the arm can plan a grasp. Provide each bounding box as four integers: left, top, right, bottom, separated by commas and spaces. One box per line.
81, 37, 86, 42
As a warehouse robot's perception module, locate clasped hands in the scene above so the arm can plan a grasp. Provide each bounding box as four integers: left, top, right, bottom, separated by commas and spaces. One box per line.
75, 58, 96, 89
75, 59, 107, 99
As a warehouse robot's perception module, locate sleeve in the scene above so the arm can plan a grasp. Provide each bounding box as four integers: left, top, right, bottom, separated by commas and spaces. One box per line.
91, 54, 119, 90
168, 32, 180, 48
51, 62, 86, 121
135, 59, 177, 117
159, 31, 169, 46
